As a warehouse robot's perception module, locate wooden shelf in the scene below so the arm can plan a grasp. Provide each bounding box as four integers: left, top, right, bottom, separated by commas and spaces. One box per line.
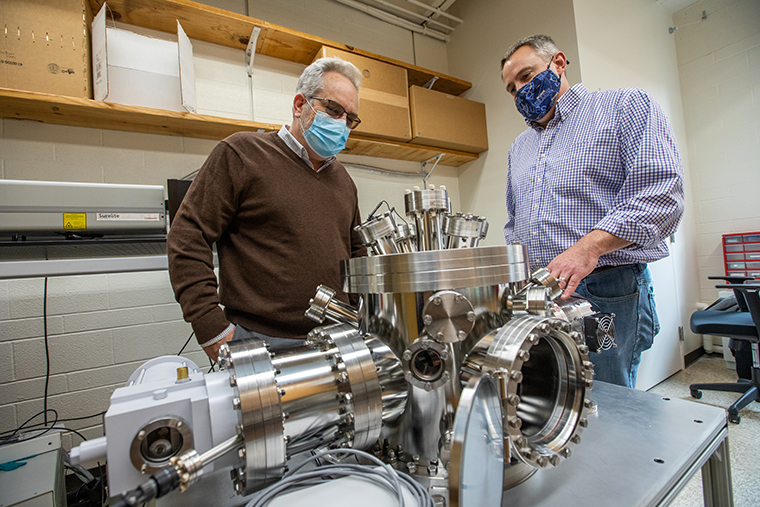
0, 88, 478, 167
0, 0, 481, 167
89, 0, 472, 96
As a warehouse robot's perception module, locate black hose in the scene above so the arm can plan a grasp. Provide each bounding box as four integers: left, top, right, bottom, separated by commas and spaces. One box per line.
110, 466, 181, 507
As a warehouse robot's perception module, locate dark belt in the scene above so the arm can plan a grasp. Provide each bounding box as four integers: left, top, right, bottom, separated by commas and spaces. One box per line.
590, 263, 637, 275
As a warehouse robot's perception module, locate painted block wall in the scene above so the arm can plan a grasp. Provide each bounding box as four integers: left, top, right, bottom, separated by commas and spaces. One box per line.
0, 0, 458, 449
446, 0, 583, 240
447, 0, 709, 365
672, 0, 760, 303
572, 0, 698, 383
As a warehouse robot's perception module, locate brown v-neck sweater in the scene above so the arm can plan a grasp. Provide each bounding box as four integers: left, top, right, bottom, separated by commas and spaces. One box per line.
168, 131, 366, 344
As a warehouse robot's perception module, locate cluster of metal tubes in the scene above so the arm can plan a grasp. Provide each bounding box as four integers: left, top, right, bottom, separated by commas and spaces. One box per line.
355, 185, 488, 256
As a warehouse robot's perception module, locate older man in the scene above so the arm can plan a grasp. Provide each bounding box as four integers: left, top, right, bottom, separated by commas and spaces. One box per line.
501, 35, 684, 387
168, 57, 367, 361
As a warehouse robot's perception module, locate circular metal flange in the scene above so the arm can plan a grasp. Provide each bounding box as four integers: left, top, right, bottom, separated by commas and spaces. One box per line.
401, 338, 455, 391
511, 286, 551, 316
530, 268, 563, 301
461, 315, 593, 486
341, 244, 530, 294
365, 334, 408, 423
129, 417, 193, 475
304, 284, 336, 323
404, 187, 450, 215
442, 213, 489, 249
307, 324, 383, 450
223, 338, 285, 495
448, 374, 505, 507
422, 290, 476, 343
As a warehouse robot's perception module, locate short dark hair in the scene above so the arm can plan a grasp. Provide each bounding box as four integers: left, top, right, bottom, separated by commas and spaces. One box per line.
500, 34, 560, 71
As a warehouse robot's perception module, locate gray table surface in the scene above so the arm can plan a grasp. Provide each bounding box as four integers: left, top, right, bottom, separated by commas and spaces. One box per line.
503, 381, 730, 507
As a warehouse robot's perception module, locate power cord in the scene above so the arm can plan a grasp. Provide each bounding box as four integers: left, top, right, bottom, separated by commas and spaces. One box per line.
0, 409, 59, 445
0, 408, 99, 446
177, 331, 195, 355
43, 277, 51, 424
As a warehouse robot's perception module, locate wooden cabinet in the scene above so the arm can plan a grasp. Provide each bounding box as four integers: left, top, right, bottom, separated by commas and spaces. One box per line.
0, 0, 481, 167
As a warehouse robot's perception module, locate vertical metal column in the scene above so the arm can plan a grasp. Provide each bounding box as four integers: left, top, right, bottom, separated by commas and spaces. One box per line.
701, 436, 734, 507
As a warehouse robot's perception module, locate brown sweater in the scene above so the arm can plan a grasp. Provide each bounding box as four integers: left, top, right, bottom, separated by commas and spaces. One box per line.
167, 131, 366, 344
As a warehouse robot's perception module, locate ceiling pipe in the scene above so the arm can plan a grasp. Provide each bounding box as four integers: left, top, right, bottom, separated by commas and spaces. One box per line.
404, 0, 462, 23
425, 0, 458, 22
366, 0, 455, 32
331, 0, 450, 42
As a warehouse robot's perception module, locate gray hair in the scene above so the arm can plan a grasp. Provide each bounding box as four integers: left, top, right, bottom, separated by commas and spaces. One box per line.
296, 56, 362, 99
500, 34, 560, 71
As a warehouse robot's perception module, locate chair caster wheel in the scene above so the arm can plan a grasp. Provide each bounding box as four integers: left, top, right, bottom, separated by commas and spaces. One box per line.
690, 390, 702, 399
728, 413, 740, 424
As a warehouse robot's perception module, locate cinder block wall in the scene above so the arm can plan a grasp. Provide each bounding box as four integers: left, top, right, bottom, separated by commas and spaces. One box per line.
0, 272, 207, 449
0, 0, 456, 450
673, 0, 760, 302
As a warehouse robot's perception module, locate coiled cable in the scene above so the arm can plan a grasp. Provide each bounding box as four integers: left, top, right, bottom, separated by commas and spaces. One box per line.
245, 448, 434, 507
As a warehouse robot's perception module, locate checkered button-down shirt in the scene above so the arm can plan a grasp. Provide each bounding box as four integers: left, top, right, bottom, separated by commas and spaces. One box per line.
504, 84, 684, 269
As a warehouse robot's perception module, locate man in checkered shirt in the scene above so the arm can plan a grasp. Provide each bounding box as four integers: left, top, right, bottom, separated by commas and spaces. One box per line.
501, 34, 684, 388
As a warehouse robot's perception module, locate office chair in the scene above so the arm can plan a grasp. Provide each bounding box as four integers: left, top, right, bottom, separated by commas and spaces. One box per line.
689, 276, 760, 424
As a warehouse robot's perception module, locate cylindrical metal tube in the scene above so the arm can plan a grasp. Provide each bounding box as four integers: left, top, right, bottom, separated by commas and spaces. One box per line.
305, 284, 359, 328
269, 345, 345, 454
355, 212, 400, 256
393, 221, 418, 253
442, 213, 489, 249
197, 434, 243, 465
404, 186, 450, 251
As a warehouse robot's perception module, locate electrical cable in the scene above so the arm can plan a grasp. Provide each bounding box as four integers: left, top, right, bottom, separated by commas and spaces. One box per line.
0, 410, 105, 437
177, 331, 195, 356
0, 409, 58, 445
43, 277, 51, 424
66, 427, 89, 442
367, 200, 392, 220
0, 408, 94, 447
245, 448, 435, 507
57, 411, 107, 423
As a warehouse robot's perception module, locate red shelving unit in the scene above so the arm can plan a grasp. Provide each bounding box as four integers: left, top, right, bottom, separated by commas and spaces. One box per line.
722, 232, 760, 278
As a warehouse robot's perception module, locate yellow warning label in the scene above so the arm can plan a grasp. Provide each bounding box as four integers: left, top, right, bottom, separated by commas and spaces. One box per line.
63, 213, 87, 230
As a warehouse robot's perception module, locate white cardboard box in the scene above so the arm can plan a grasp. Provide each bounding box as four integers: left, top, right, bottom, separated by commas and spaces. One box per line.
91, 3, 196, 113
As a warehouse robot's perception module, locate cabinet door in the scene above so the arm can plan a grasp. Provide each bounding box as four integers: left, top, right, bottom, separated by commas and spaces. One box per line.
636, 251, 683, 391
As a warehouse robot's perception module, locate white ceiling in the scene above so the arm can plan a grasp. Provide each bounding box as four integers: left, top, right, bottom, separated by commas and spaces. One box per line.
656, 0, 700, 14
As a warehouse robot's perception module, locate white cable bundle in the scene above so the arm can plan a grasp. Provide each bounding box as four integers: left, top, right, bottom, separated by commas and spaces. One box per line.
245, 448, 435, 507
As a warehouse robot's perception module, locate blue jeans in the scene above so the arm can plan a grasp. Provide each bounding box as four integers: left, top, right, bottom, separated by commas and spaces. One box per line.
574, 264, 660, 388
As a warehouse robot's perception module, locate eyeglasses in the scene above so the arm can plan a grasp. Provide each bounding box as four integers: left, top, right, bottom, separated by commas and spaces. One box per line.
310, 97, 362, 129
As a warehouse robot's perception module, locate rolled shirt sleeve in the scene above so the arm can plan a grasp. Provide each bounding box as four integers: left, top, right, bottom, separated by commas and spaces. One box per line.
593, 89, 685, 248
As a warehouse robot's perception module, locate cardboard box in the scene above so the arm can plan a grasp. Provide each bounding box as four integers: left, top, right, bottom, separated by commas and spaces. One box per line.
0, 0, 92, 98
314, 47, 411, 142
409, 85, 488, 153
92, 3, 196, 113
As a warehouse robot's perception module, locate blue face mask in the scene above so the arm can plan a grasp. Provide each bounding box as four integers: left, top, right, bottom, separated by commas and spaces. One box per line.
300, 100, 351, 158
514, 65, 561, 122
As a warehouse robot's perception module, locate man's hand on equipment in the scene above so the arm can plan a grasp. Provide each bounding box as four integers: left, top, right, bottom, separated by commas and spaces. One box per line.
547, 229, 632, 299
203, 326, 235, 362
547, 242, 599, 299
